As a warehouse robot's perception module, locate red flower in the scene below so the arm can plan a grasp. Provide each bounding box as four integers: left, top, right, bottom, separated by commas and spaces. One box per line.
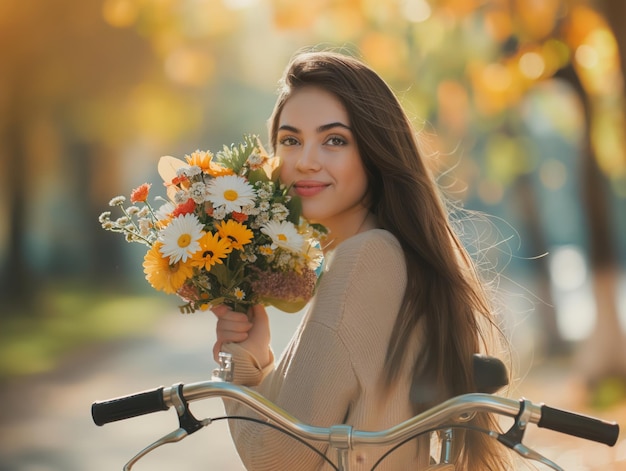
130, 183, 151, 203
204, 203, 214, 216
172, 198, 196, 217
231, 211, 248, 223
171, 175, 188, 186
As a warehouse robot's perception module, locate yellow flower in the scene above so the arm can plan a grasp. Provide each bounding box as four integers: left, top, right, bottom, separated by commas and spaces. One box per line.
216, 220, 254, 250
191, 232, 232, 270
143, 242, 193, 294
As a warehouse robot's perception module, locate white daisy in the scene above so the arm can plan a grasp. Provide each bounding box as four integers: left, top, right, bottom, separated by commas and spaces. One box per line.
158, 213, 204, 263
261, 220, 304, 253
207, 175, 256, 213
233, 287, 246, 301
156, 201, 175, 220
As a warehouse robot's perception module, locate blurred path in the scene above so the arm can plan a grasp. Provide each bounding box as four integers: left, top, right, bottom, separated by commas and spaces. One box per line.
0, 306, 303, 471
1, 304, 625, 470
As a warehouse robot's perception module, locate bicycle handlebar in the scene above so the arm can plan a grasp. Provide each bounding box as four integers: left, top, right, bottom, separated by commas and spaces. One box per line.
91, 380, 620, 448
92, 386, 169, 426
538, 404, 618, 446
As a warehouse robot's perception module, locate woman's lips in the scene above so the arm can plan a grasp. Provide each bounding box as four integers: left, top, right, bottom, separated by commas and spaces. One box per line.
293, 181, 329, 197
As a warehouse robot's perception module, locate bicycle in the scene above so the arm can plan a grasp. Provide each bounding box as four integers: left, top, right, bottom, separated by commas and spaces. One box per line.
91, 354, 620, 470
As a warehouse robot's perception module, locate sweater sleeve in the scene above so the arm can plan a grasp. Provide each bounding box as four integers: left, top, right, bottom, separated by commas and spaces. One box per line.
222, 323, 357, 470
221, 230, 406, 471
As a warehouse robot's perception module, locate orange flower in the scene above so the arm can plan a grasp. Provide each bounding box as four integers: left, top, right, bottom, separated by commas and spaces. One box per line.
207, 162, 235, 177
185, 150, 234, 177
143, 242, 193, 294
130, 183, 151, 203
216, 219, 254, 250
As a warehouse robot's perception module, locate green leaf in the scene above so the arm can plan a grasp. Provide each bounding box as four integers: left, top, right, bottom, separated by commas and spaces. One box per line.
215, 134, 259, 175
285, 194, 302, 225
311, 223, 329, 236
247, 167, 271, 185
209, 263, 233, 286
261, 296, 308, 313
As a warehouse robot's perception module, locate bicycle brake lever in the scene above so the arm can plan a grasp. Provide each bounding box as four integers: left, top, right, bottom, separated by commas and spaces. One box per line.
512, 443, 564, 471
122, 383, 212, 470
496, 398, 564, 471
169, 382, 209, 435
123, 427, 189, 471
498, 398, 532, 449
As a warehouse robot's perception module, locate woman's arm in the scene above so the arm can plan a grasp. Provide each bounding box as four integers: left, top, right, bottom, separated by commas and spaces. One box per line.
223, 321, 357, 471
218, 230, 406, 470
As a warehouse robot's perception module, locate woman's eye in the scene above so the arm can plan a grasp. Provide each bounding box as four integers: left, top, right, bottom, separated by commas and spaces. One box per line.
326, 136, 347, 146
279, 136, 299, 146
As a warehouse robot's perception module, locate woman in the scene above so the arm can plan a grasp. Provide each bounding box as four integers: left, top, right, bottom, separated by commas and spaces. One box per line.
212, 50, 511, 470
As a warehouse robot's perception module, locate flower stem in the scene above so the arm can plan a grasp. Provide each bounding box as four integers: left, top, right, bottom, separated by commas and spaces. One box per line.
227, 301, 252, 320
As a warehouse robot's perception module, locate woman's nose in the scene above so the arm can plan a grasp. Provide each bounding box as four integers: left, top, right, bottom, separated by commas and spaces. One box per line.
295, 144, 321, 172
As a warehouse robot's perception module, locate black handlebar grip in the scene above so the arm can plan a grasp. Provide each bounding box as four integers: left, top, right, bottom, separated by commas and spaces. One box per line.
538, 404, 620, 446
92, 386, 169, 426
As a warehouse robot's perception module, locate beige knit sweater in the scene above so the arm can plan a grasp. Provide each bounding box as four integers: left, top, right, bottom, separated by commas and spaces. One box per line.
222, 229, 429, 470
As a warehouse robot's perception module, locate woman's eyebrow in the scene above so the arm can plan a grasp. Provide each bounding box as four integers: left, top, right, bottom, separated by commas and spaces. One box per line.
317, 122, 352, 133
277, 124, 299, 133
277, 122, 353, 133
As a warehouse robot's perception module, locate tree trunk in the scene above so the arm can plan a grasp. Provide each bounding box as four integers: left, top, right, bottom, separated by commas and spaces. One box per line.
575, 102, 626, 385
555, 60, 626, 385
1, 85, 37, 312
512, 173, 569, 357
599, 1, 626, 103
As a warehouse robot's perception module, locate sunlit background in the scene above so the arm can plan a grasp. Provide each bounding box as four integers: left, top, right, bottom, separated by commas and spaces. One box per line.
1, 0, 626, 469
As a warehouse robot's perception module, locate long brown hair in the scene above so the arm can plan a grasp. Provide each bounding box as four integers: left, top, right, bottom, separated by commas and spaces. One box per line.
269, 49, 511, 470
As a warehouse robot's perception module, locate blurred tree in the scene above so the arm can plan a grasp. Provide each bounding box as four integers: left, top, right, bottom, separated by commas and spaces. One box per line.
0, 0, 156, 310
470, 0, 626, 385
551, 59, 626, 385
569, 0, 626, 386
480, 0, 626, 371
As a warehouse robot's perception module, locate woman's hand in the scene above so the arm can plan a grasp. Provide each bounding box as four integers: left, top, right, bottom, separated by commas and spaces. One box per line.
211, 304, 272, 367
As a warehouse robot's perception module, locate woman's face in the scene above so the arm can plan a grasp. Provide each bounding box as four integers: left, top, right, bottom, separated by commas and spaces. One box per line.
277, 86, 370, 241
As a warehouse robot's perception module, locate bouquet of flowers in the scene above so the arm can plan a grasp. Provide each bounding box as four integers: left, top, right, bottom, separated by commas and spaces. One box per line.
99, 134, 326, 315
